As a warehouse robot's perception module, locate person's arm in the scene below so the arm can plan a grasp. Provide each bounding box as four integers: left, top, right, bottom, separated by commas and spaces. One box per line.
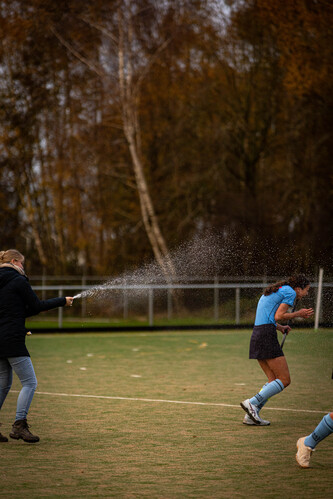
275, 303, 314, 322
276, 322, 289, 332
17, 278, 70, 317
276, 322, 291, 335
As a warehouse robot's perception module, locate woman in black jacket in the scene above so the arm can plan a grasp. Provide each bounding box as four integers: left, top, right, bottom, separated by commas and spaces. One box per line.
0, 249, 73, 443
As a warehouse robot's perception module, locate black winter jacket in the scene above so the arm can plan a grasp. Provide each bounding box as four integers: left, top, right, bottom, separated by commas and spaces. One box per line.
0, 267, 66, 357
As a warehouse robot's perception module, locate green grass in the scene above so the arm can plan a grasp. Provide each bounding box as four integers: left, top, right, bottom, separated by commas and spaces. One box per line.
26, 316, 253, 328
1, 329, 332, 498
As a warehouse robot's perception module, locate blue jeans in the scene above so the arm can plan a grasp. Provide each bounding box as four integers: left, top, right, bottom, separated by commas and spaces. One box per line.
0, 357, 38, 421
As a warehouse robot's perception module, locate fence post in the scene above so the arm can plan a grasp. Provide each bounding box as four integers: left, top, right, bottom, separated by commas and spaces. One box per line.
314, 268, 324, 329
235, 287, 240, 325
81, 275, 86, 318
58, 289, 63, 329
148, 288, 154, 326
123, 285, 129, 320
167, 288, 172, 320
42, 268, 46, 300
214, 276, 219, 321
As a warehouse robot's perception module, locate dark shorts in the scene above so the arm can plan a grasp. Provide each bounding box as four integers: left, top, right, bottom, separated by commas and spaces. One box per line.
249, 324, 284, 360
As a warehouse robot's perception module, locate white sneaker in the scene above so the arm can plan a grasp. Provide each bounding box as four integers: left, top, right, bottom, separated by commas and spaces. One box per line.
243, 413, 270, 426
240, 399, 262, 424
296, 437, 314, 468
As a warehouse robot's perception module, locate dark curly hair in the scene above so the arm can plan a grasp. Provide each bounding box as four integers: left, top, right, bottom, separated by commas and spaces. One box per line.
264, 274, 310, 296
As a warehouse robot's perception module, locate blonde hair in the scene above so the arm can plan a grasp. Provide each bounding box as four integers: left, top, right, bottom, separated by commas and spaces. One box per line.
0, 249, 25, 264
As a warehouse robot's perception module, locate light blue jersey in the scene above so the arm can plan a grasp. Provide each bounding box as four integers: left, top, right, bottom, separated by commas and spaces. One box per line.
254, 285, 296, 326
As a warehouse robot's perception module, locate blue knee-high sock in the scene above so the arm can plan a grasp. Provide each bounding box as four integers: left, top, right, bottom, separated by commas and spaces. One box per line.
256, 383, 269, 412
249, 379, 284, 406
305, 414, 333, 449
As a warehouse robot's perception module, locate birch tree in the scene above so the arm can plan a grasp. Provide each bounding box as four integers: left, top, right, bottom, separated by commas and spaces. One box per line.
116, 4, 176, 279
52, 0, 180, 280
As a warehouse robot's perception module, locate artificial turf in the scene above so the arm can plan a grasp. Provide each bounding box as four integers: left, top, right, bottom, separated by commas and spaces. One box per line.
1, 329, 332, 497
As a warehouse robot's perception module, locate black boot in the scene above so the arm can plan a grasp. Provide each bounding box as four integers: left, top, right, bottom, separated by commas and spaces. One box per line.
0, 423, 8, 442
10, 419, 40, 443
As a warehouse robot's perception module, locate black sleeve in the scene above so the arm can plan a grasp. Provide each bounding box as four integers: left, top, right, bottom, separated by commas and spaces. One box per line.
16, 278, 66, 317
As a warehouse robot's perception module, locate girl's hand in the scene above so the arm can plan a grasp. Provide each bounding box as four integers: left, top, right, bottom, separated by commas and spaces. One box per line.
297, 308, 314, 318
282, 325, 291, 335
65, 297, 74, 307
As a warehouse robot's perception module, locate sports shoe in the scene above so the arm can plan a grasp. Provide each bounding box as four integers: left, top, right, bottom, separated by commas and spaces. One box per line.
10, 419, 40, 443
243, 413, 270, 426
240, 399, 262, 424
296, 437, 314, 468
0, 423, 8, 442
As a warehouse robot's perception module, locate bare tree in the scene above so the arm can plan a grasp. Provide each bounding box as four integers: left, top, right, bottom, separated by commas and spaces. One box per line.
52, 2, 176, 280
116, 5, 176, 279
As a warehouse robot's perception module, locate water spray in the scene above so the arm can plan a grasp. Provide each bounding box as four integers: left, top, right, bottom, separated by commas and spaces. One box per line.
70, 233, 227, 307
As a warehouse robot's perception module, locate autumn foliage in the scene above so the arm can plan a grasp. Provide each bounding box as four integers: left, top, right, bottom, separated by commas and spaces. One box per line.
0, 0, 332, 276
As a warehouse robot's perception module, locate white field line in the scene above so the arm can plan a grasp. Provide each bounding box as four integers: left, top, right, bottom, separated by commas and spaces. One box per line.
12, 390, 328, 414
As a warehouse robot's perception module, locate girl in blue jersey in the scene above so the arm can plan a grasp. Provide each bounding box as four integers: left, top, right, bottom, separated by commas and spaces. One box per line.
241, 275, 314, 426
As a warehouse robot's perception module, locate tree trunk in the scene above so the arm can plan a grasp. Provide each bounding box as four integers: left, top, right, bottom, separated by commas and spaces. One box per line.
19, 172, 48, 267
117, 7, 176, 281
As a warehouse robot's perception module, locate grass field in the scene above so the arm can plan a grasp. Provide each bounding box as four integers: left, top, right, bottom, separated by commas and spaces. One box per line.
1, 329, 332, 498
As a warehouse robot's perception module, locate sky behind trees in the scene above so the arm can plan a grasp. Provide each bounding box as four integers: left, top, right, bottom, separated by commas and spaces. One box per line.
0, 0, 332, 277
